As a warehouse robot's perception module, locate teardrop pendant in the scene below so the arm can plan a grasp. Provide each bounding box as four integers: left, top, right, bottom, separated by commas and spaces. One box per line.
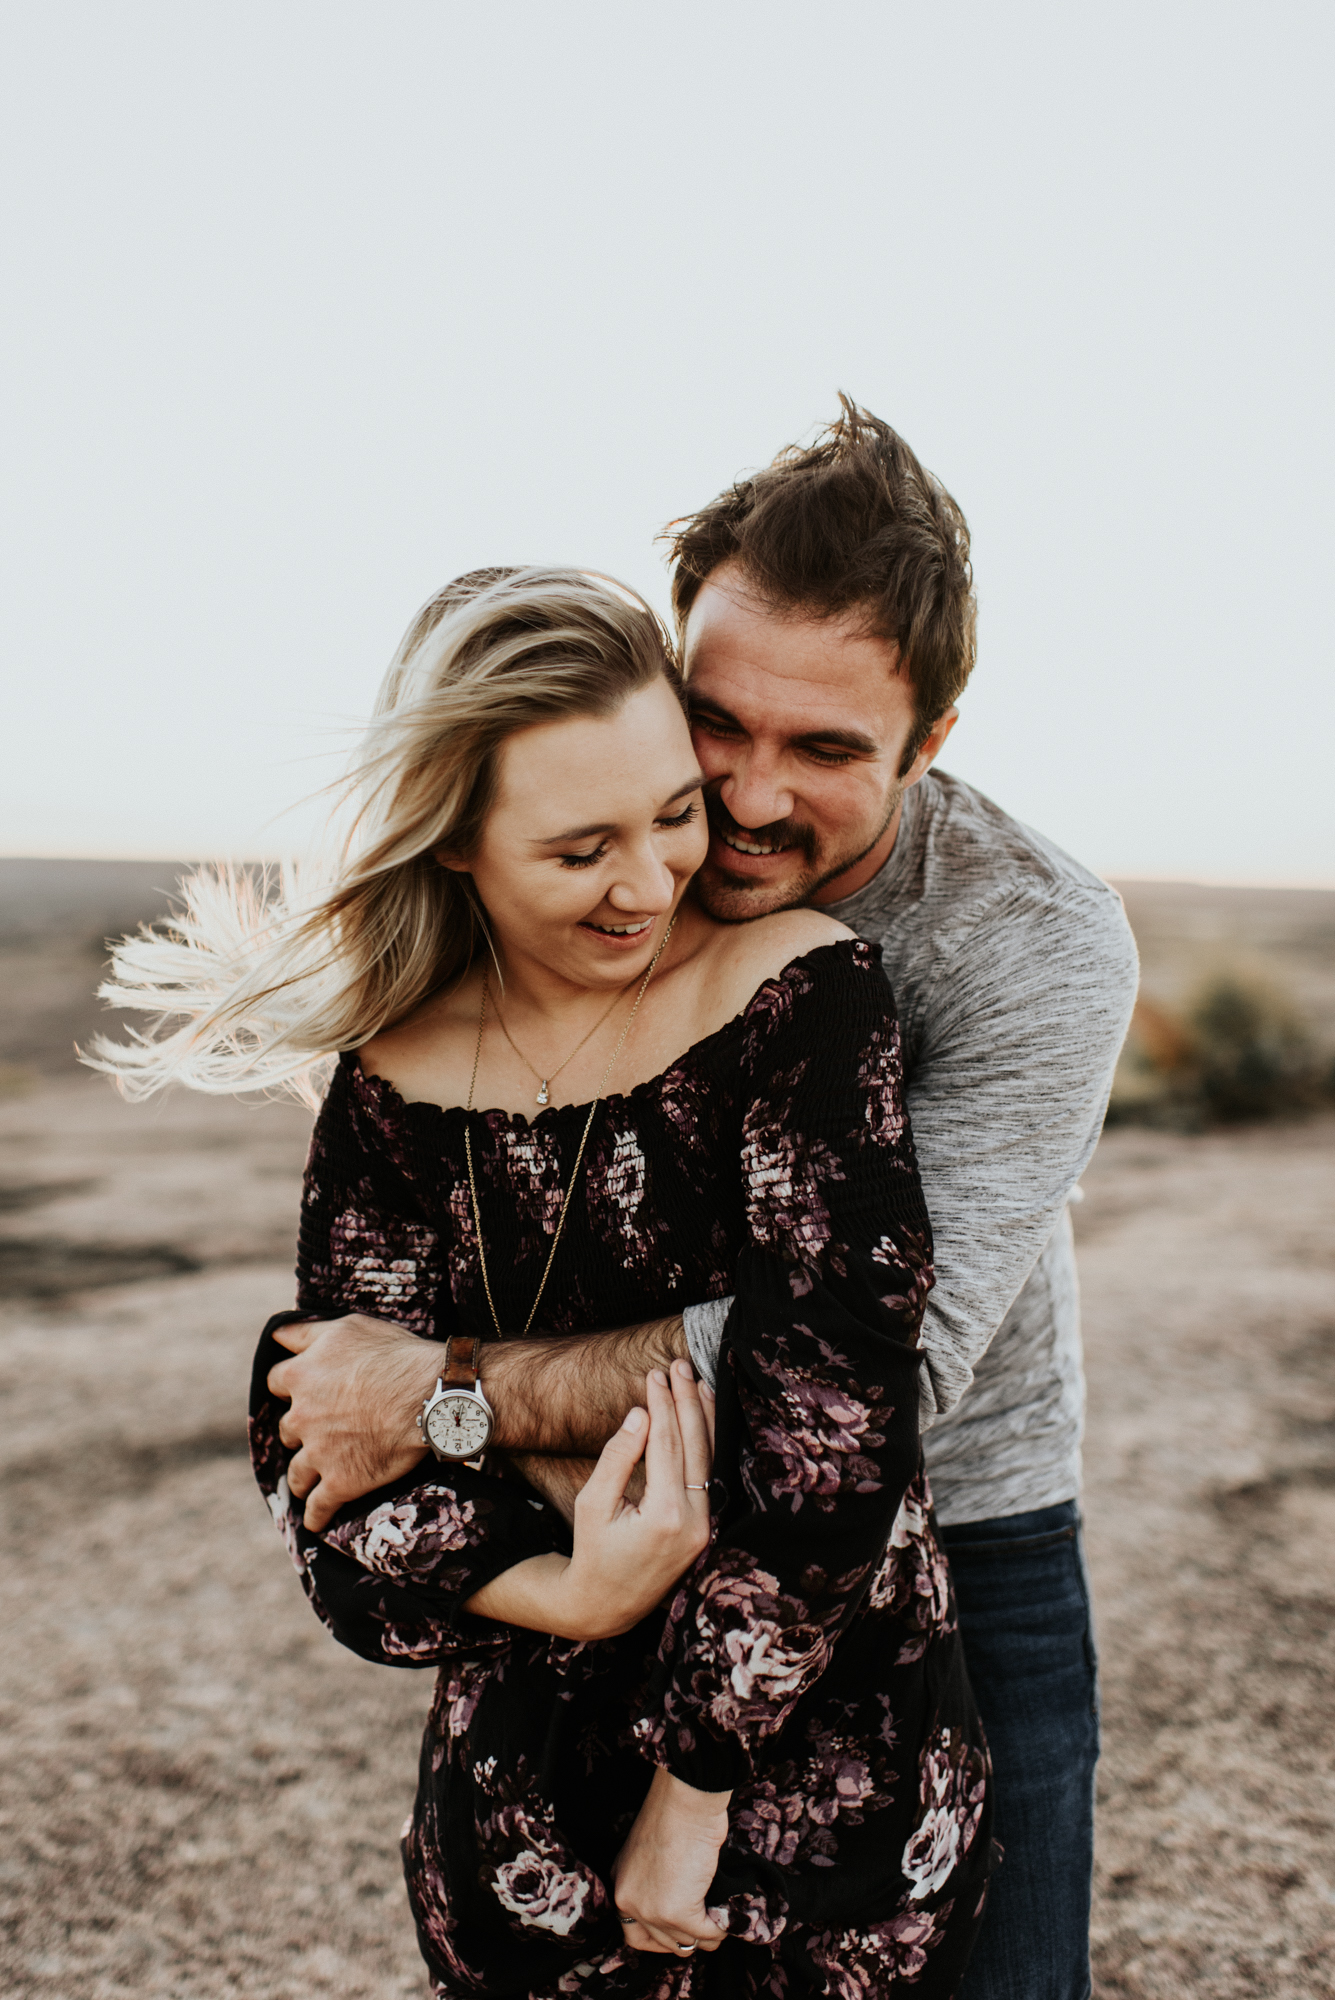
536, 1080, 550, 1106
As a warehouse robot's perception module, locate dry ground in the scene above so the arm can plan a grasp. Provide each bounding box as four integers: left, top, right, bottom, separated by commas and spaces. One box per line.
1, 864, 1332, 1997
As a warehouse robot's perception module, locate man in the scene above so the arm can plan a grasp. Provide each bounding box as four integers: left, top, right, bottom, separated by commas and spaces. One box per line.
271, 400, 1139, 1999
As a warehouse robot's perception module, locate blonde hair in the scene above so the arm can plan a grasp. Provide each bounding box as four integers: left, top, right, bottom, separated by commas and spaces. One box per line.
85, 567, 680, 1108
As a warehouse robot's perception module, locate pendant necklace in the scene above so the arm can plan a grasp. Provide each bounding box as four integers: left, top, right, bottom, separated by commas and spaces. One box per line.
491, 985, 625, 1107
463, 914, 677, 1340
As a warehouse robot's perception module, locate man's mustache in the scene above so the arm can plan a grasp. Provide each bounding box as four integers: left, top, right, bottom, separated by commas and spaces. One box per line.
706, 796, 819, 866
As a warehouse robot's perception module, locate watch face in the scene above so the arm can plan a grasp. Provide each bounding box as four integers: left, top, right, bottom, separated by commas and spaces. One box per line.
426, 1392, 492, 1460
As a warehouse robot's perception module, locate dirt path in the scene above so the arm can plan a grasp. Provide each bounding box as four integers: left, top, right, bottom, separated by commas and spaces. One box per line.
1079, 1117, 1335, 1998
1, 1074, 1332, 1996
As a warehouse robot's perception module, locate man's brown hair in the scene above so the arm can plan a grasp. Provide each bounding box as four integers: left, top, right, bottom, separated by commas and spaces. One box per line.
666, 396, 976, 771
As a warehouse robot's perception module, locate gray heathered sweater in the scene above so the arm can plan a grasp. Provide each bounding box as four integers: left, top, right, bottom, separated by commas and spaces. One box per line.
685, 770, 1140, 1527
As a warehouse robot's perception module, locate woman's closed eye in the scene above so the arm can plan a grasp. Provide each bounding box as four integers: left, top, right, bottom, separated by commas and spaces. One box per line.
558, 803, 697, 868
656, 802, 699, 831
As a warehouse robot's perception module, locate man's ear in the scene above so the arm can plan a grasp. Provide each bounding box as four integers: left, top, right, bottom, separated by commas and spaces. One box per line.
903, 707, 959, 788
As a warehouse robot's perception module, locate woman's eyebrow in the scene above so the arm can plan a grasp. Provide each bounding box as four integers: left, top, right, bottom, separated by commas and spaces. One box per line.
535, 774, 706, 847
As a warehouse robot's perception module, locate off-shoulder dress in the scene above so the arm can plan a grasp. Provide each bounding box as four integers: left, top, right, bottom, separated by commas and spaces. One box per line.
249, 940, 996, 1998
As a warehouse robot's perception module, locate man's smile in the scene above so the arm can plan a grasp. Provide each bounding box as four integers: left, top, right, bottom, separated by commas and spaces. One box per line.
705, 799, 813, 873
716, 827, 791, 858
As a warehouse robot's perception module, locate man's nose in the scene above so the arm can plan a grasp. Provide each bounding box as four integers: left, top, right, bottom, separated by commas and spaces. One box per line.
720, 751, 795, 830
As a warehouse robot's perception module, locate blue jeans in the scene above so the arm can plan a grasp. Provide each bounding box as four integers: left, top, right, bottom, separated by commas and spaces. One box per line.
939, 1501, 1098, 2000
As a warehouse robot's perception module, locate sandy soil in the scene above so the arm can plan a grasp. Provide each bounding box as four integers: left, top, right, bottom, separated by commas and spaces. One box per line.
1, 863, 1333, 1997
1077, 1116, 1335, 1997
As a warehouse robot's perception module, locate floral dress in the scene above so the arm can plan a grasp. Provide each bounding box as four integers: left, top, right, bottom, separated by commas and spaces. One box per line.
249, 941, 996, 1999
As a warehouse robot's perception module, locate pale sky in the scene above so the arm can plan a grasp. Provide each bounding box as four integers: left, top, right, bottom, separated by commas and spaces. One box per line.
3, 2, 1332, 881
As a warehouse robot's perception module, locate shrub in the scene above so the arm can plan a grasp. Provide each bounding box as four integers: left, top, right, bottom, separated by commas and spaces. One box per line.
1189, 973, 1320, 1121
1108, 971, 1328, 1128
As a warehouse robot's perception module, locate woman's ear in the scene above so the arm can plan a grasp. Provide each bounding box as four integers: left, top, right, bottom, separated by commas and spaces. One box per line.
433, 845, 471, 874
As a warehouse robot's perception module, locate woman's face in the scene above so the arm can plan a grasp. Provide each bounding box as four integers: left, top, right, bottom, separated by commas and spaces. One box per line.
452, 676, 708, 991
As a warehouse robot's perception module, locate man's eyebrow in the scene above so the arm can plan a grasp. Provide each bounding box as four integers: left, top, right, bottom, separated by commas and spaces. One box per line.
534, 774, 706, 846
688, 695, 878, 758
791, 726, 880, 755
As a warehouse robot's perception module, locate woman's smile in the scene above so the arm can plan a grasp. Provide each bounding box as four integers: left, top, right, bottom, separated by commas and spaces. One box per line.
578, 914, 657, 944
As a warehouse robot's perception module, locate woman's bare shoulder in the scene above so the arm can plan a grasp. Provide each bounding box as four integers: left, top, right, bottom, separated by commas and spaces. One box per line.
356, 972, 477, 1101
702, 907, 855, 1021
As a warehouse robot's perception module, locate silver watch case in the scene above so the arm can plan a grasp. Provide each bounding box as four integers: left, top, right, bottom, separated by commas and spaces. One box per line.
419, 1373, 494, 1463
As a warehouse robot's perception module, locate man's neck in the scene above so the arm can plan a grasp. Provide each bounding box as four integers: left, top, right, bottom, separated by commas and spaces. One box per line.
811, 796, 905, 907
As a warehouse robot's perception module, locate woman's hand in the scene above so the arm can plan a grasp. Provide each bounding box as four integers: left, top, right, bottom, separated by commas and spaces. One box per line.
612, 1766, 730, 1956
560, 1361, 713, 1639
464, 1360, 714, 1639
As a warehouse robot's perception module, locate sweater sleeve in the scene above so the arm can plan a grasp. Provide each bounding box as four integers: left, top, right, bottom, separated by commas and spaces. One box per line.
634, 940, 933, 1789
903, 877, 1139, 1424
248, 1065, 568, 1669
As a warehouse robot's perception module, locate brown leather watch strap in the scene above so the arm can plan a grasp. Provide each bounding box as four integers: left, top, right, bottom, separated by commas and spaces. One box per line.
442, 1333, 480, 1388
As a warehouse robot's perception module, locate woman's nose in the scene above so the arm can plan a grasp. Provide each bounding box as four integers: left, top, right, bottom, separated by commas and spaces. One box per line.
605, 841, 676, 913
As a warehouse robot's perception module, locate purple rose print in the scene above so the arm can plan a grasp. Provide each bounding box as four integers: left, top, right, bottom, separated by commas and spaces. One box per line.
741, 1348, 886, 1512
495, 1125, 569, 1235
901, 1727, 987, 1902
658, 1553, 832, 1743
405, 1836, 488, 1994
492, 1845, 596, 1936
871, 1230, 935, 1319
430, 1657, 498, 1756
475, 1767, 608, 1942
586, 1121, 682, 1288
855, 1020, 909, 1152
739, 962, 810, 1066
810, 1902, 953, 1993
375, 1618, 456, 1662
324, 1485, 479, 1582
705, 1885, 789, 1944
729, 1730, 897, 1876
742, 1073, 846, 1267
866, 1471, 955, 1651
264, 1474, 307, 1577
326, 1205, 440, 1335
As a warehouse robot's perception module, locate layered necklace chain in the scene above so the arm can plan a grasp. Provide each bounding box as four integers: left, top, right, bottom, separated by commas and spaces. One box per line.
463, 914, 677, 1340
491, 986, 624, 1106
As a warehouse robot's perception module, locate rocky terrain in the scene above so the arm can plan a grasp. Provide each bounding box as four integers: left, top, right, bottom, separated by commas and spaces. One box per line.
1, 861, 1332, 1997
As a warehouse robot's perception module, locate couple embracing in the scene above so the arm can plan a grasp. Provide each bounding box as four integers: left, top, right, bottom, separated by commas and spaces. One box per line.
97, 402, 1137, 1999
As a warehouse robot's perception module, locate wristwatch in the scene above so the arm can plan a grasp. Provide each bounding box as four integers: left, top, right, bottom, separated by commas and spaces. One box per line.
418, 1335, 495, 1464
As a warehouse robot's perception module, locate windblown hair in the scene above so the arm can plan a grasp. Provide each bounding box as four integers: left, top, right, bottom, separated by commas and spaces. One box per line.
666, 395, 976, 771
85, 568, 679, 1107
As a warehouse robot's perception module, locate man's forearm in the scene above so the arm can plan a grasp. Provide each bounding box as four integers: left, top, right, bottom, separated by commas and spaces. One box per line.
481, 1316, 686, 1455
506, 1452, 600, 1526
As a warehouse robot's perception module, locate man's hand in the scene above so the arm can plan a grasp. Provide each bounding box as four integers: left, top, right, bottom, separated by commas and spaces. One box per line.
268, 1315, 443, 1531
267, 1308, 694, 1536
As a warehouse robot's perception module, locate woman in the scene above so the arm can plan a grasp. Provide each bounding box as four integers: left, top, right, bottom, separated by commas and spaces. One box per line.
91, 568, 994, 1998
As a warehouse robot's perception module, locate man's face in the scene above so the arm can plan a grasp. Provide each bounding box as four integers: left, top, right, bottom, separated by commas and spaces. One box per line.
683, 563, 957, 919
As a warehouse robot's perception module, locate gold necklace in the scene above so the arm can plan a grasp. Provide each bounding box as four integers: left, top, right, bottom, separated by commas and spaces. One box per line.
491, 985, 625, 1106
463, 914, 677, 1340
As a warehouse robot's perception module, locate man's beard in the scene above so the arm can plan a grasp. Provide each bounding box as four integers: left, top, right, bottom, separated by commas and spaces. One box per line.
695, 787, 903, 923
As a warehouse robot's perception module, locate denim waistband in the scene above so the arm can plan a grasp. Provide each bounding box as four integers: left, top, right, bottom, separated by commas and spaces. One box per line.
938, 1497, 1080, 1551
